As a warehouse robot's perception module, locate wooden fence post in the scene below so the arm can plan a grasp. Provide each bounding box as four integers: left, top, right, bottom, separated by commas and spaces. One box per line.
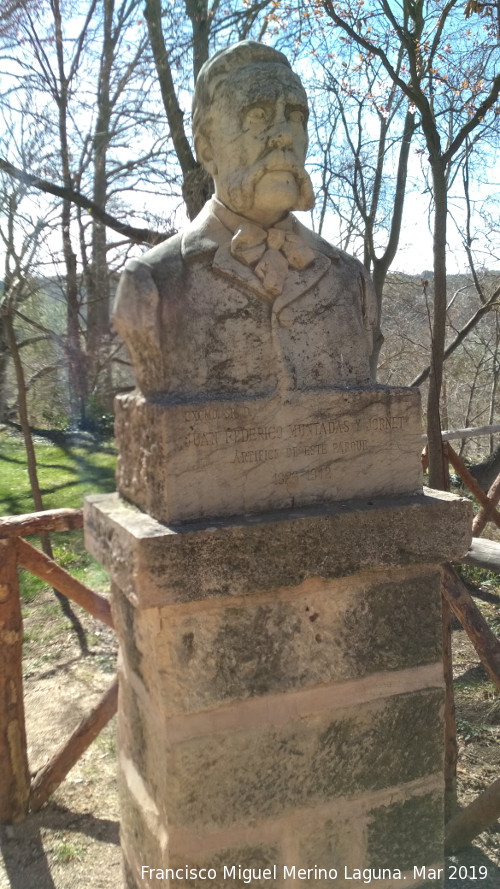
472, 471, 500, 537
30, 676, 118, 812
0, 539, 30, 822
442, 590, 458, 821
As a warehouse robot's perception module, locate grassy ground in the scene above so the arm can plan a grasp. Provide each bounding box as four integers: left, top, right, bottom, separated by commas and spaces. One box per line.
0, 426, 116, 516
0, 425, 117, 601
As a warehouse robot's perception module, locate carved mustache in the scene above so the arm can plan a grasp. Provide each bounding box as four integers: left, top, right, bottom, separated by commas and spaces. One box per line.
247, 153, 315, 211
225, 152, 315, 214
250, 151, 308, 184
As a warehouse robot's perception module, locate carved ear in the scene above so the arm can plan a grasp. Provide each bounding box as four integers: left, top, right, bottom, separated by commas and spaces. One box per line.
195, 134, 217, 177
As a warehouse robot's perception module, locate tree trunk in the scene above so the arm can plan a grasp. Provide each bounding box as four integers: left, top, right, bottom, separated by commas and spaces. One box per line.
488, 321, 500, 454
5, 315, 46, 516
52, 0, 88, 427
185, 0, 210, 80
368, 108, 416, 378
144, 0, 212, 220
0, 322, 9, 421
426, 157, 448, 490
4, 313, 88, 653
86, 0, 114, 410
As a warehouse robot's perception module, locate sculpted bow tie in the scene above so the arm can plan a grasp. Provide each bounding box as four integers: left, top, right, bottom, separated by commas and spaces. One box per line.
230, 222, 315, 297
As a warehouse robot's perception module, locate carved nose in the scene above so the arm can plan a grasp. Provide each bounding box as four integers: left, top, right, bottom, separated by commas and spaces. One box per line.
268, 127, 294, 151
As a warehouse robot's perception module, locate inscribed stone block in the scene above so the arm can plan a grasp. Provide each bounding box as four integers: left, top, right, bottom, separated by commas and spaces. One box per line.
114, 387, 423, 522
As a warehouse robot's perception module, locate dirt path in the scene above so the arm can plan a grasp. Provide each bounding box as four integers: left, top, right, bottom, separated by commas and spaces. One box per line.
0, 593, 121, 889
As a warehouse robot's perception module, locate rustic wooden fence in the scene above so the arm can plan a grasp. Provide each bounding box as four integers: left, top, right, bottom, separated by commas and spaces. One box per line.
0, 508, 117, 824
421, 428, 500, 850
1, 432, 500, 849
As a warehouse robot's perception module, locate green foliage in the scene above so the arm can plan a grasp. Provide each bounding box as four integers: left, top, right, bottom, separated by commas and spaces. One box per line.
457, 563, 500, 588
0, 427, 115, 601
456, 717, 497, 744
52, 838, 85, 864
0, 428, 116, 515
83, 395, 115, 437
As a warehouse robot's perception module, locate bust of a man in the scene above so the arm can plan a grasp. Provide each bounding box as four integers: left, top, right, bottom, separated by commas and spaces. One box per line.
113, 41, 376, 400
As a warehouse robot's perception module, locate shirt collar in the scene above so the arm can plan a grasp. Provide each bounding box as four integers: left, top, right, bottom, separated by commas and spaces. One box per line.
211, 196, 295, 236
181, 197, 340, 263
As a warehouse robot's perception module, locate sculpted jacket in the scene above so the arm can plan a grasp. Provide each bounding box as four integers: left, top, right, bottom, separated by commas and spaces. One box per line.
113, 198, 377, 400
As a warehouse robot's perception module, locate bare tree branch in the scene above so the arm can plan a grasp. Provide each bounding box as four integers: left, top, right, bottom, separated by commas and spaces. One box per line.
0, 157, 170, 245
410, 286, 500, 387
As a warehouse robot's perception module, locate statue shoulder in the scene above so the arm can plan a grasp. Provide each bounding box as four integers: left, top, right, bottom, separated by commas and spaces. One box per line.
122, 231, 183, 281
292, 218, 377, 330
293, 222, 340, 262
113, 233, 183, 334
291, 218, 361, 269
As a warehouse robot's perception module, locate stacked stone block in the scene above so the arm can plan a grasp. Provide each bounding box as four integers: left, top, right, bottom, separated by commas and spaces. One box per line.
85, 490, 472, 889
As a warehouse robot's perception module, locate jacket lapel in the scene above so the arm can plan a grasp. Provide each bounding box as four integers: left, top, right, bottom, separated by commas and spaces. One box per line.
181, 200, 332, 306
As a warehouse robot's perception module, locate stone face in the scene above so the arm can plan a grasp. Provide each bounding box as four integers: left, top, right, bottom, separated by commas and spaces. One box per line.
298, 816, 362, 879
166, 690, 444, 830
113, 569, 442, 715
119, 781, 168, 888
114, 387, 423, 522
113, 42, 376, 401
84, 490, 473, 608
366, 792, 444, 871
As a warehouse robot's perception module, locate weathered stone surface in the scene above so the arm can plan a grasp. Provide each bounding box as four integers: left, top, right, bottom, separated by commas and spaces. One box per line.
166, 690, 443, 830
113, 43, 376, 402
114, 569, 442, 715
117, 670, 147, 777
298, 815, 362, 881
114, 387, 422, 522
366, 791, 444, 871
84, 490, 472, 608
119, 778, 168, 888
112, 588, 144, 680
170, 847, 280, 889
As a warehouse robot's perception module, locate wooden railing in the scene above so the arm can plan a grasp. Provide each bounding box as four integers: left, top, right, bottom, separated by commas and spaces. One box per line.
0, 508, 117, 824
420, 437, 500, 850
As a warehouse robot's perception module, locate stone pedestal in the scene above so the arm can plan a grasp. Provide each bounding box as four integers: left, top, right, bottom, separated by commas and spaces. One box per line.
85, 489, 472, 889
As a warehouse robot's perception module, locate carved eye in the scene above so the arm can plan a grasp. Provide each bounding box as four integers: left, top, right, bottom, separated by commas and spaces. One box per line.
288, 108, 306, 125
245, 106, 268, 126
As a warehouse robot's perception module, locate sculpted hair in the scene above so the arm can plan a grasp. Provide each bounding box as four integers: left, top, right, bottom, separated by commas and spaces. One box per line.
192, 41, 293, 144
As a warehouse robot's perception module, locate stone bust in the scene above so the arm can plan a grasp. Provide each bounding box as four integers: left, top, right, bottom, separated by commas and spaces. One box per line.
113, 41, 376, 400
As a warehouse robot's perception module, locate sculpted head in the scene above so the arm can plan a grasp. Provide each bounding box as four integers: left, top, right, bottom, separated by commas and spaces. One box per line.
192, 41, 315, 227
